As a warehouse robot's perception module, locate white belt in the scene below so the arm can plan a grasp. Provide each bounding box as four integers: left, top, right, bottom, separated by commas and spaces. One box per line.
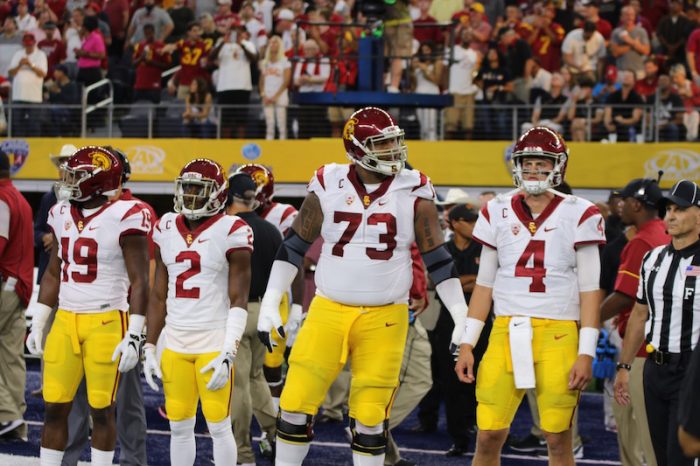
2, 277, 17, 292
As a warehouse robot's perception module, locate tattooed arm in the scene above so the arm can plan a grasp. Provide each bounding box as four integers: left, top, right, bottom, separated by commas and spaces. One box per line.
290, 192, 324, 243
414, 198, 445, 253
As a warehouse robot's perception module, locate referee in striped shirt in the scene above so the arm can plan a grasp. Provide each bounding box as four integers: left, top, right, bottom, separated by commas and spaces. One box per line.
614, 179, 700, 466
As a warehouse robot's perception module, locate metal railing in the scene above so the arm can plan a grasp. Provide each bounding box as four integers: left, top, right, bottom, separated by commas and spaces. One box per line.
81, 79, 114, 138
1, 100, 696, 142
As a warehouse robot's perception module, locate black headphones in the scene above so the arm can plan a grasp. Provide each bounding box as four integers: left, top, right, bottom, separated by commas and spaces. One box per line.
634, 171, 664, 206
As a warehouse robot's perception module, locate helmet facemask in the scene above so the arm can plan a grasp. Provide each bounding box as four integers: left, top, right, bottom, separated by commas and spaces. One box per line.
56, 163, 116, 203
174, 174, 226, 220
512, 154, 567, 195
349, 126, 407, 176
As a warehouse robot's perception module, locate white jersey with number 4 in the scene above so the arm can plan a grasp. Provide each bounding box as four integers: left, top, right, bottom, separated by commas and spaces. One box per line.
308, 163, 435, 306
47, 199, 152, 313
472, 193, 605, 321
261, 201, 297, 236
153, 212, 253, 353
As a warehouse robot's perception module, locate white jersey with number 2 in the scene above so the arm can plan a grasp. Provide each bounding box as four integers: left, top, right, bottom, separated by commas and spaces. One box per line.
308, 163, 435, 307
472, 193, 605, 321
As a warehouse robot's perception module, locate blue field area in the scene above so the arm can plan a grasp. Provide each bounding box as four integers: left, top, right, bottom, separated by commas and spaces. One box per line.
1, 362, 621, 465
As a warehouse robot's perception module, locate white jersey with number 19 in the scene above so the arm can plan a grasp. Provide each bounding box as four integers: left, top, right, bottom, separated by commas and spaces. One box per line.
308, 163, 435, 307
472, 193, 606, 321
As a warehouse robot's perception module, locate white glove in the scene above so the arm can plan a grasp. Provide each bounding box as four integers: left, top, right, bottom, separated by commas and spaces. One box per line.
200, 351, 235, 391
112, 314, 145, 373
257, 289, 285, 352
26, 303, 53, 355
143, 343, 162, 392
284, 304, 304, 348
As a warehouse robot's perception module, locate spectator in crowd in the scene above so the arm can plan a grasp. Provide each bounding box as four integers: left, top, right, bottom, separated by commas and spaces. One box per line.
293, 38, 330, 138
0, 148, 34, 443
46, 63, 80, 135
499, 27, 532, 103
275, 8, 305, 53
654, 74, 686, 142
103, 0, 130, 55
452, 2, 490, 55
75, 15, 105, 90
8, 32, 47, 136
522, 72, 568, 134
132, 23, 170, 103
164, 21, 212, 99
628, 0, 654, 39
254, 0, 276, 33
670, 63, 700, 141
582, 0, 612, 40
16, 0, 37, 32
411, 40, 442, 140
0, 0, 10, 24
445, 27, 480, 140
199, 12, 222, 47
259, 35, 290, 140
30, 8, 60, 43
214, 0, 240, 33
527, 1, 565, 72
240, 1, 267, 51
635, 57, 660, 102
568, 77, 604, 141
167, 0, 195, 42
211, 23, 257, 139
413, 0, 441, 47
528, 58, 552, 96
492, 5, 532, 41
656, 0, 694, 67
476, 45, 514, 140
182, 76, 214, 137
610, 5, 650, 79
126, 0, 174, 47
562, 20, 605, 85
0, 17, 22, 78
85, 2, 112, 47
594, 64, 621, 102
686, 25, 700, 85
62, 8, 83, 77
604, 69, 645, 142
37, 21, 65, 79
384, 0, 412, 92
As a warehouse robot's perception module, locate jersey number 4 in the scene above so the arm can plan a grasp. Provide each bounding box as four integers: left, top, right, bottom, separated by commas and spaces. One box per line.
332, 211, 397, 260
515, 240, 547, 292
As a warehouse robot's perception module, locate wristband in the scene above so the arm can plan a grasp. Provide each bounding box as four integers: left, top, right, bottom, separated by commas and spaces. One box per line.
616, 362, 632, 372
143, 342, 156, 351
30, 302, 53, 328
460, 317, 485, 347
578, 327, 599, 357
224, 307, 248, 352
127, 314, 146, 336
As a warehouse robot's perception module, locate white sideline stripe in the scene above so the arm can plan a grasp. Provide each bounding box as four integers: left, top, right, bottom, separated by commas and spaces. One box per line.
23, 420, 621, 465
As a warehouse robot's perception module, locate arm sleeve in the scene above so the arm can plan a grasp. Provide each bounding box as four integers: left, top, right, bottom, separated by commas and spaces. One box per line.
119, 203, 152, 239
226, 217, 254, 256
475, 246, 498, 288
576, 244, 601, 292
472, 204, 496, 250
615, 239, 648, 299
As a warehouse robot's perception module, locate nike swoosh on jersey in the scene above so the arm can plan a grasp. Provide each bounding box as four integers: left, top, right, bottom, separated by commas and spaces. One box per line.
378, 199, 388, 206
88, 226, 98, 231
385, 322, 397, 327
198, 238, 209, 243
554, 334, 567, 340
544, 226, 557, 232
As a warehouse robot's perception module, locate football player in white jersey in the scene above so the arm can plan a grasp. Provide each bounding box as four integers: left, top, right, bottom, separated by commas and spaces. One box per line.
142, 159, 253, 466
256, 107, 470, 466
455, 127, 606, 466
25, 146, 151, 466
235, 163, 302, 413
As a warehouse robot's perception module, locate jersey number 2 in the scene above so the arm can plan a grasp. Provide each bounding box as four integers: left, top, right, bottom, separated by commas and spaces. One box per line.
515, 240, 547, 292
175, 251, 201, 299
332, 211, 397, 260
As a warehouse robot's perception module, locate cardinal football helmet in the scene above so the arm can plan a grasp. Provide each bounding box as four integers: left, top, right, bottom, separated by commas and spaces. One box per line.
234, 163, 274, 208
174, 159, 228, 220
343, 107, 407, 176
56, 146, 123, 202
511, 126, 568, 195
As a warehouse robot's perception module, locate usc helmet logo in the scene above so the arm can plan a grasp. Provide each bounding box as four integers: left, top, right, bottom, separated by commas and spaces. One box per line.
343, 118, 358, 141
250, 169, 269, 188
90, 151, 113, 171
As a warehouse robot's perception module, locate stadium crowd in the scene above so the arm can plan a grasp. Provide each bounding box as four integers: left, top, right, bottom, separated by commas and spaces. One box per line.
1, 0, 700, 140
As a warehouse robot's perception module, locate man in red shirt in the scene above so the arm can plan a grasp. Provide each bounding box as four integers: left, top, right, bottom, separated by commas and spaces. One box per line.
103, 0, 130, 54
413, 0, 442, 46
583, 0, 612, 41
164, 21, 212, 99
133, 23, 170, 103
37, 21, 66, 79
214, 0, 240, 33
0, 148, 34, 441
686, 27, 700, 84
635, 57, 659, 102
528, 2, 565, 72
600, 177, 668, 466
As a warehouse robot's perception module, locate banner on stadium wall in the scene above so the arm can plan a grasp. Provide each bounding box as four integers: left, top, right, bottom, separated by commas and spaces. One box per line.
4, 137, 700, 189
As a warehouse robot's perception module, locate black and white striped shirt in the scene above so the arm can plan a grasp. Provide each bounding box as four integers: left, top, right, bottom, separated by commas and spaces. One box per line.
637, 240, 700, 353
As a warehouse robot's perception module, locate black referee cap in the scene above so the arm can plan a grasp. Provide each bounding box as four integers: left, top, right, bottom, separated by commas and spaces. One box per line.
663, 180, 700, 208
619, 178, 663, 207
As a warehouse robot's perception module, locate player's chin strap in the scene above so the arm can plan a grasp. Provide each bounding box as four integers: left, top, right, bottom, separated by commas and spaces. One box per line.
421, 245, 468, 352
498, 187, 571, 201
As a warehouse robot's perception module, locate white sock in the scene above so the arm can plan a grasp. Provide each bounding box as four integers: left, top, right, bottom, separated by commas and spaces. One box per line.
206, 417, 237, 465
90, 447, 114, 466
272, 396, 280, 414
352, 452, 385, 466
275, 439, 310, 466
170, 417, 196, 466
40, 447, 64, 466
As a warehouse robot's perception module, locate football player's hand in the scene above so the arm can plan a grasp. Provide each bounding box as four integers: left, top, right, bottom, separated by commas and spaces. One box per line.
27, 303, 53, 355
455, 344, 476, 384
450, 314, 466, 354
112, 331, 142, 373
26, 327, 45, 355
568, 354, 593, 391
410, 296, 428, 316
284, 304, 304, 348
613, 369, 631, 406
143, 344, 162, 392
257, 301, 285, 353
200, 351, 234, 391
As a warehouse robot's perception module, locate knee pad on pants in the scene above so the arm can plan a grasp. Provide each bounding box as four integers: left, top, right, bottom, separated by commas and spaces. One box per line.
277, 410, 314, 444
170, 417, 196, 439
349, 418, 387, 456
207, 417, 233, 439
